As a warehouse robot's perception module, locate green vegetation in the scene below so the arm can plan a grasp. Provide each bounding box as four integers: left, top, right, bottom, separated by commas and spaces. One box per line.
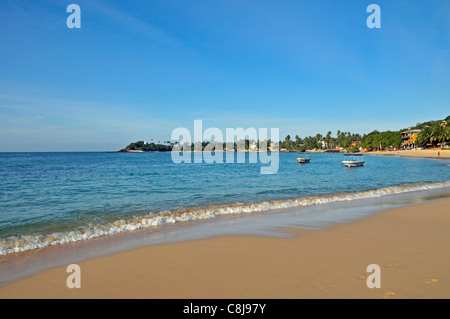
415, 121, 450, 148
360, 130, 402, 150
122, 141, 173, 152
121, 116, 450, 152
280, 131, 363, 151
346, 146, 360, 153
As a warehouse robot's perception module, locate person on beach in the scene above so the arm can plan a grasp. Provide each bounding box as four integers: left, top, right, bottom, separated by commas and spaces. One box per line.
438, 151, 440, 158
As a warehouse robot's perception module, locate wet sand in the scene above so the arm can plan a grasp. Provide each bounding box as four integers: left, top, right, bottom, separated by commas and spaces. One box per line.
0, 198, 449, 299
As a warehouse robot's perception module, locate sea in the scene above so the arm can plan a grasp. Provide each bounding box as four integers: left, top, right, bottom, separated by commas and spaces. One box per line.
1, 152, 449, 283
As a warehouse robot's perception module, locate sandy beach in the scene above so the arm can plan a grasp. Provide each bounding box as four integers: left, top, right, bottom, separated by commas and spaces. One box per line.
0, 197, 449, 299
366, 149, 450, 159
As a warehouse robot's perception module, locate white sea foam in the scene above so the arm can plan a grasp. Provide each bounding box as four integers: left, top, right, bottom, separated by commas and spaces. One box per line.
1, 181, 450, 255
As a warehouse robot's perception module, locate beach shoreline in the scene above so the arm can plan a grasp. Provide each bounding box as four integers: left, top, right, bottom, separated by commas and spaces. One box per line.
364, 149, 450, 159
1, 196, 449, 299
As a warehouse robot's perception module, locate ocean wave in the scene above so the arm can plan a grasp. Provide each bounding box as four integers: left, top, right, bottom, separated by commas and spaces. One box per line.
1, 181, 450, 255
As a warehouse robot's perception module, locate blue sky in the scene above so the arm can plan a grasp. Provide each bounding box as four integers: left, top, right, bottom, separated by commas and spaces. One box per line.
0, 0, 449, 151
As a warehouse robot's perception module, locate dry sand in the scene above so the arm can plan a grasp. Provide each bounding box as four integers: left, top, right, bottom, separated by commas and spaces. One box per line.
1, 198, 449, 299
366, 149, 450, 159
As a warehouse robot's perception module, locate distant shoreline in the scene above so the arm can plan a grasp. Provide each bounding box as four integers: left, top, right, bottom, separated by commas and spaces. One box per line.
118, 149, 450, 159
117, 149, 339, 153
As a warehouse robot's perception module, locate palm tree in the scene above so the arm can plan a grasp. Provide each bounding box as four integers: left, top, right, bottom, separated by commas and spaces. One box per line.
431, 124, 450, 148
285, 135, 293, 151
439, 127, 450, 148
295, 135, 302, 150
417, 126, 432, 147
315, 133, 323, 141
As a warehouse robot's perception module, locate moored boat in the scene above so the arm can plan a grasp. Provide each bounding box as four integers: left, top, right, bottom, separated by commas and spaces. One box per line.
297, 153, 311, 164
342, 153, 365, 167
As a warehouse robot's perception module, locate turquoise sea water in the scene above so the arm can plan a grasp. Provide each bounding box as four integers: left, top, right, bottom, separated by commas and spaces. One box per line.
0, 152, 450, 255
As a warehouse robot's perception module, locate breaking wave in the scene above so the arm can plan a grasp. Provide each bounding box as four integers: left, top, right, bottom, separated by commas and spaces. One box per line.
1, 181, 450, 255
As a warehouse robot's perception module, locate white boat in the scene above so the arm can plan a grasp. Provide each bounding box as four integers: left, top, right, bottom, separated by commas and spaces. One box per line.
297, 153, 311, 164
342, 153, 365, 167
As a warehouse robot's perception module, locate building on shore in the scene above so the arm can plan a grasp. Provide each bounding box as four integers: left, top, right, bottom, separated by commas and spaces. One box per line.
401, 129, 421, 148
319, 140, 330, 150
249, 142, 258, 152
269, 142, 279, 151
